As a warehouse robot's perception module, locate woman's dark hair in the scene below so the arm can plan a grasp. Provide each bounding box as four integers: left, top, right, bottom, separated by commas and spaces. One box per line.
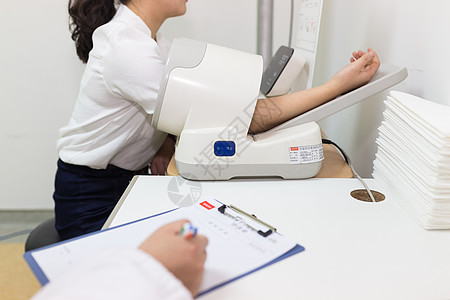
68, 0, 128, 63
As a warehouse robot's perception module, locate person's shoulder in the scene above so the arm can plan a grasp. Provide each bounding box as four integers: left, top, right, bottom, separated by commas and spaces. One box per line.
98, 21, 160, 68
94, 5, 161, 58
98, 20, 152, 46
99, 23, 165, 91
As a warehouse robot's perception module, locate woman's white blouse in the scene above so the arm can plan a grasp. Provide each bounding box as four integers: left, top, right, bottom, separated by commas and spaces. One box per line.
57, 4, 170, 170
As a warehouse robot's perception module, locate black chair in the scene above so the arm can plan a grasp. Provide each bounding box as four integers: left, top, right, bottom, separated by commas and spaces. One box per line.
25, 217, 61, 252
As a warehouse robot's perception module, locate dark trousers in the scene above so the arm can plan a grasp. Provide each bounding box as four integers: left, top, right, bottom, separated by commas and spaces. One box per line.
53, 159, 148, 240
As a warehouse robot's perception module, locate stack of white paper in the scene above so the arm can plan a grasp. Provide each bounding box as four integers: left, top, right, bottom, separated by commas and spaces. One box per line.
373, 91, 450, 229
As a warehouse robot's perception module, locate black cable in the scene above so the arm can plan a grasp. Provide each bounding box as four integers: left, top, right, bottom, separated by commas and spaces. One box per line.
322, 138, 349, 164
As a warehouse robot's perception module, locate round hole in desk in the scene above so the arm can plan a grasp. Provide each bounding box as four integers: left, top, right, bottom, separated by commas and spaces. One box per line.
350, 189, 385, 202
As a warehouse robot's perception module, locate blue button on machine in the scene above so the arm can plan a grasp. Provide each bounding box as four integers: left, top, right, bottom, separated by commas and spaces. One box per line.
214, 141, 236, 157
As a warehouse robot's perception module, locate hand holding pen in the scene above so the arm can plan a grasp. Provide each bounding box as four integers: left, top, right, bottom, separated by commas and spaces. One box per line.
139, 220, 208, 297
179, 221, 198, 240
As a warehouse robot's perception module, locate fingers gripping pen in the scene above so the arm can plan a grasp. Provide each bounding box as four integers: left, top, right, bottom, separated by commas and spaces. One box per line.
179, 222, 198, 240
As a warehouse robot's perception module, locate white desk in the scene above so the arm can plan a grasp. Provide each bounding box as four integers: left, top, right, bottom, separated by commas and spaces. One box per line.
104, 176, 450, 300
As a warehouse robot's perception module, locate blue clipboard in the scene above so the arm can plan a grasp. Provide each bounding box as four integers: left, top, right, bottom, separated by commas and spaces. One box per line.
24, 198, 304, 296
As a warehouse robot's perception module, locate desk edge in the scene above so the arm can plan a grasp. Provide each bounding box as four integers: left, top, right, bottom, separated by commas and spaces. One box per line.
102, 175, 139, 229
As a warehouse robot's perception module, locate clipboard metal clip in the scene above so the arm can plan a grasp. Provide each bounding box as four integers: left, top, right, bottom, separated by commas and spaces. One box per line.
218, 204, 277, 237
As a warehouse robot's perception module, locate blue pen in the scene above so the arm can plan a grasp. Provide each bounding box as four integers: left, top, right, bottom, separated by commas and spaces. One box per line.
179, 222, 197, 240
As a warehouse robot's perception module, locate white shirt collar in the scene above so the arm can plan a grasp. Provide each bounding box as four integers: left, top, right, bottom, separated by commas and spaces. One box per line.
115, 4, 154, 38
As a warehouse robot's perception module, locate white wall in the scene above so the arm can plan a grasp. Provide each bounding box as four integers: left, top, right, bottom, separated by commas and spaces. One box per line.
1, 0, 449, 209
161, 0, 258, 52
0, 0, 84, 210
314, 0, 450, 177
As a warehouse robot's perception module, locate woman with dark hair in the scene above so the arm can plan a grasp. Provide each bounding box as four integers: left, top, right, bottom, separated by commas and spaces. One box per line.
55, 0, 379, 240
55, 0, 184, 240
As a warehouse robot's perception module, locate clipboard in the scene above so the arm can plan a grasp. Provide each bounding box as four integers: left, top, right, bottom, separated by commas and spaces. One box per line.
24, 198, 304, 296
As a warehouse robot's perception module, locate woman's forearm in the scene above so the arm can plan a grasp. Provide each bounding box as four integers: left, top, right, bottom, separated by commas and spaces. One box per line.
249, 82, 338, 134
248, 48, 380, 134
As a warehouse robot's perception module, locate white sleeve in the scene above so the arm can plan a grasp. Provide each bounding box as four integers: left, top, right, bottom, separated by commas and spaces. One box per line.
30, 248, 193, 300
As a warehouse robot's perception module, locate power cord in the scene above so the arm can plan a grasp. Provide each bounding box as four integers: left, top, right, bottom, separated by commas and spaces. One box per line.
322, 138, 377, 203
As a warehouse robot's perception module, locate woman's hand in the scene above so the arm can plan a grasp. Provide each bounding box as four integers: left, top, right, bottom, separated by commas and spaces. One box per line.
327, 48, 380, 95
150, 135, 175, 175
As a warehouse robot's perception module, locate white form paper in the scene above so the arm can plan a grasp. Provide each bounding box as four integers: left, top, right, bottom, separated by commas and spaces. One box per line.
25, 198, 302, 295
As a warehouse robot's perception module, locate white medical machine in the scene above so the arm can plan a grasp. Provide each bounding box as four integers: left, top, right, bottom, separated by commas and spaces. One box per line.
152, 38, 323, 180
151, 38, 408, 180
